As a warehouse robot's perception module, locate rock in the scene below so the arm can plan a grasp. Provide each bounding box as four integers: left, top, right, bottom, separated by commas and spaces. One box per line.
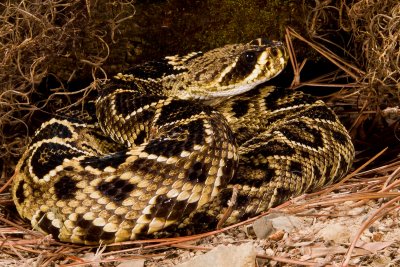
176, 243, 256, 267
317, 223, 352, 243
251, 214, 306, 240
270, 215, 305, 232
252, 216, 274, 239
116, 259, 145, 267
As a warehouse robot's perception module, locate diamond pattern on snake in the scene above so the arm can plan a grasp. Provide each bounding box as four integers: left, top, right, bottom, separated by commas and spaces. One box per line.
12, 38, 354, 245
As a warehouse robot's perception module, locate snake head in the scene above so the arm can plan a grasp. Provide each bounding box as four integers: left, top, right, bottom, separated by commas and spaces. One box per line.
177, 38, 288, 99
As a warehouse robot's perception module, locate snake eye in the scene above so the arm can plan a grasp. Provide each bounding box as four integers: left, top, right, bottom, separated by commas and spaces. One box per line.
241, 51, 257, 66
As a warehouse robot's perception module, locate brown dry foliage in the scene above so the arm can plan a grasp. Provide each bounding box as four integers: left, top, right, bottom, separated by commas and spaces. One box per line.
0, 0, 135, 179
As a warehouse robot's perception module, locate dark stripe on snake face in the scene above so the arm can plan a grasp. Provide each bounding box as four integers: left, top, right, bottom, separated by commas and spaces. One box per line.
31, 143, 84, 179
220, 50, 261, 86
31, 121, 73, 144
156, 99, 212, 126
54, 175, 78, 200
80, 151, 129, 170
144, 119, 205, 158
96, 177, 136, 203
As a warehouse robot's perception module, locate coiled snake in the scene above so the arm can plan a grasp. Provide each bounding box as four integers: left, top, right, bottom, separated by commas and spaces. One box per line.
12, 39, 354, 245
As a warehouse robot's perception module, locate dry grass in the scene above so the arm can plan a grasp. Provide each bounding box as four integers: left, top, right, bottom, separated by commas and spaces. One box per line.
0, 0, 134, 180
1, 0, 400, 266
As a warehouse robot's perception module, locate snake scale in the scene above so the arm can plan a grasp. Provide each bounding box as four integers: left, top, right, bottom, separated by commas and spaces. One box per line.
12, 39, 354, 245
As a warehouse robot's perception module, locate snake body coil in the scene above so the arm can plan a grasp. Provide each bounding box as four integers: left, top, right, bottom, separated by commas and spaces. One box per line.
12, 39, 354, 244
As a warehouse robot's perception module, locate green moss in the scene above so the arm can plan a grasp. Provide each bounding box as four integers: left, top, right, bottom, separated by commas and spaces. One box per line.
130, 0, 310, 60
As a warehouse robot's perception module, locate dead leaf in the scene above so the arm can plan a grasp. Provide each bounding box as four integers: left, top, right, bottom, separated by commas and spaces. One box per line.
355, 241, 394, 253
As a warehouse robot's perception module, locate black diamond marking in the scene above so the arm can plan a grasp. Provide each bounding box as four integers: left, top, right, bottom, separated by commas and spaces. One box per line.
234, 86, 260, 99
223, 158, 237, 180
135, 130, 147, 145
97, 177, 136, 203
76, 214, 114, 243
263, 88, 315, 109
144, 119, 205, 158
100, 231, 116, 242
281, 121, 324, 149
37, 211, 60, 241
337, 154, 350, 180
263, 165, 276, 182
153, 195, 175, 218
231, 99, 250, 117
234, 161, 276, 186
189, 211, 218, 231
131, 158, 161, 176
300, 150, 310, 159
301, 105, 337, 121
100, 78, 143, 97
114, 92, 161, 118
187, 162, 208, 183
76, 214, 90, 229
332, 130, 350, 145
54, 175, 77, 200
219, 188, 234, 203
243, 140, 295, 158
313, 165, 321, 179
182, 201, 198, 219
236, 192, 250, 207
156, 99, 213, 126
80, 151, 129, 170
126, 58, 187, 80
167, 200, 190, 222
137, 109, 156, 124
15, 180, 26, 204
85, 225, 103, 243
324, 164, 333, 179
31, 121, 73, 144
263, 87, 288, 110
31, 143, 84, 179
289, 161, 303, 176
274, 187, 294, 204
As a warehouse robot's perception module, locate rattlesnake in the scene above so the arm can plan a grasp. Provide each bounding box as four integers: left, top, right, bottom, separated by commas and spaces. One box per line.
12, 39, 354, 244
